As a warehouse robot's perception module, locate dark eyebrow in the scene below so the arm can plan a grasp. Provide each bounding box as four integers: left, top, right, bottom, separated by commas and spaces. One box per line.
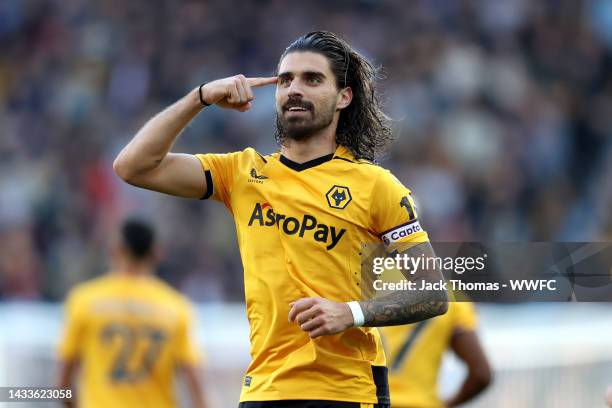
277, 71, 327, 80
277, 72, 293, 80
303, 71, 326, 80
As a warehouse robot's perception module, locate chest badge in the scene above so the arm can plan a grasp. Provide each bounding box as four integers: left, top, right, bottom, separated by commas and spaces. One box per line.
326, 185, 352, 209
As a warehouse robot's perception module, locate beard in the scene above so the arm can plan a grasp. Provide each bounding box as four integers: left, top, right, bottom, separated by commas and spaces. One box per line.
275, 97, 336, 142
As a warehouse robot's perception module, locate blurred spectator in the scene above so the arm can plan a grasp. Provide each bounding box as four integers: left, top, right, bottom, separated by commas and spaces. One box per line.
0, 0, 610, 300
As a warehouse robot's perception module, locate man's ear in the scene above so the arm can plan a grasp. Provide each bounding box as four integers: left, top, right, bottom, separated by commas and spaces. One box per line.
337, 87, 353, 110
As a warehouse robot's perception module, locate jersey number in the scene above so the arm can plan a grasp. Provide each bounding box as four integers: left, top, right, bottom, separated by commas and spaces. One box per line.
101, 323, 167, 382
390, 320, 429, 372
400, 196, 416, 221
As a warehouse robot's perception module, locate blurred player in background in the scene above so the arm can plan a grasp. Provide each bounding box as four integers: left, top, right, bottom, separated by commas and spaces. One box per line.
57, 218, 207, 408
381, 302, 491, 408
113, 31, 447, 407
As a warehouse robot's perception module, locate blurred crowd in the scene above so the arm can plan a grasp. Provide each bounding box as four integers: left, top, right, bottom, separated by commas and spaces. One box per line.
1, 0, 611, 301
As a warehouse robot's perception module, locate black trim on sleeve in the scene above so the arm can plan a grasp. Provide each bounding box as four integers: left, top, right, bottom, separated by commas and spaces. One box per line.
200, 170, 213, 200
256, 152, 268, 163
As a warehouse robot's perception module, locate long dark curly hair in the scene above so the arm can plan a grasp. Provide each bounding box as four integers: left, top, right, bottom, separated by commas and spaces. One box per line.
275, 31, 393, 161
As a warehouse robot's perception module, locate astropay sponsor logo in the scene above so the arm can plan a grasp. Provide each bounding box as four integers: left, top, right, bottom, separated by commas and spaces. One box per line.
381, 221, 422, 245
247, 203, 346, 250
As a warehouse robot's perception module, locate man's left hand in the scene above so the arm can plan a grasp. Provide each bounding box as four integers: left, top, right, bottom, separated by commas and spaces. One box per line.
288, 297, 355, 338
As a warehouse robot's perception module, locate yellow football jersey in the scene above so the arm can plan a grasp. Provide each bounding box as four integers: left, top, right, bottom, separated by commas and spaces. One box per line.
196, 145, 429, 404
381, 302, 478, 408
58, 274, 201, 408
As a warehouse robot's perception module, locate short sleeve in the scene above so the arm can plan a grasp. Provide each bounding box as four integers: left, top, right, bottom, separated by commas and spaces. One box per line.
195, 151, 243, 209
370, 170, 429, 246
174, 304, 202, 366
452, 302, 478, 332
58, 290, 86, 361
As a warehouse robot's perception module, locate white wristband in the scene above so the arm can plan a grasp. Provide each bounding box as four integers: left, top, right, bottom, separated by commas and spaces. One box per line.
346, 301, 365, 327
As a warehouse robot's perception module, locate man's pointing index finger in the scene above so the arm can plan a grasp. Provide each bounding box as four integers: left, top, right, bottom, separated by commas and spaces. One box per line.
247, 77, 278, 87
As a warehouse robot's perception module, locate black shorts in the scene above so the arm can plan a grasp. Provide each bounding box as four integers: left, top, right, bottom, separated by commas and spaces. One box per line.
238, 366, 390, 408
238, 402, 389, 408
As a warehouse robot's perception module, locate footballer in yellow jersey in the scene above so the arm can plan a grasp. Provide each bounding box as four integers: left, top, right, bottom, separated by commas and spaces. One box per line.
58, 219, 207, 408
114, 31, 448, 407
197, 144, 429, 405
381, 303, 491, 408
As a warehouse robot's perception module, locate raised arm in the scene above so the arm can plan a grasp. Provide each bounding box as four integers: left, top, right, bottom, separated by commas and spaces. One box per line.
113, 76, 277, 198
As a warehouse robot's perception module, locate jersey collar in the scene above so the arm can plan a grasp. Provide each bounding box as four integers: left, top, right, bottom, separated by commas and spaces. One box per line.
332, 145, 356, 162
279, 152, 334, 171
279, 145, 355, 172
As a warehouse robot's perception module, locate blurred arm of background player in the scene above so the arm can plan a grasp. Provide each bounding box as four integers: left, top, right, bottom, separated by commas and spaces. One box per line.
180, 363, 209, 408
57, 358, 78, 408
113, 76, 276, 198
444, 329, 492, 407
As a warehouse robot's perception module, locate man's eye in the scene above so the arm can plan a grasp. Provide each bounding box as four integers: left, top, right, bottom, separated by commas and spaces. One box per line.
279, 78, 291, 85
308, 77, 320, 84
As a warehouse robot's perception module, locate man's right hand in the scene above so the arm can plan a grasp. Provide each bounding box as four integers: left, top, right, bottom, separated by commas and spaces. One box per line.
114, 74, 277, 199
200, 75, 277, 111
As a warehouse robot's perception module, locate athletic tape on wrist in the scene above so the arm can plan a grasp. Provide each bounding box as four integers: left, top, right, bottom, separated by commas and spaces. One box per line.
347, 301, 365, 327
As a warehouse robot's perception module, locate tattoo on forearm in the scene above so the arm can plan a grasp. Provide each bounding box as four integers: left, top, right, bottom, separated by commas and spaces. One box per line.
359, 288, 447, 326
359, 242, 448, 326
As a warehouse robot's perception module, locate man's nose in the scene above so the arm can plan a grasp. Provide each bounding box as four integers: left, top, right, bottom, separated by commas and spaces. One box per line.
287, 79, 304, 97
